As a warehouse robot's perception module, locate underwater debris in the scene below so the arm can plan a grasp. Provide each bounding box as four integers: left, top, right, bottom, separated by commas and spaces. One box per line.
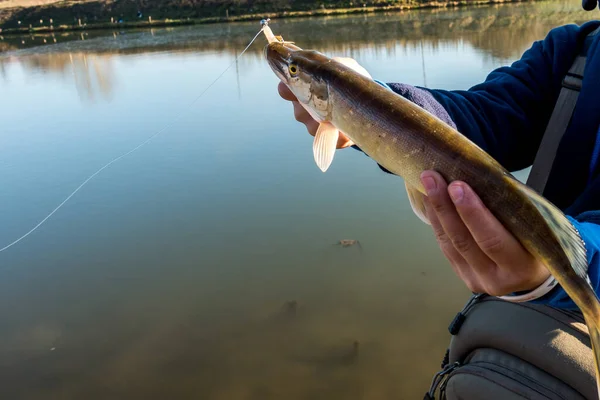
335, 239, 362, 249
282, 300, 298, 317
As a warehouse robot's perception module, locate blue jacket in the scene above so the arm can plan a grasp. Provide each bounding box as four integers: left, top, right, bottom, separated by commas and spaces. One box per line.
364, 20, 600, 310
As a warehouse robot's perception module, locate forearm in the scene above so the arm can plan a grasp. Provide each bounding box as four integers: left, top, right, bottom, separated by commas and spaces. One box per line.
360, 24, 592, 173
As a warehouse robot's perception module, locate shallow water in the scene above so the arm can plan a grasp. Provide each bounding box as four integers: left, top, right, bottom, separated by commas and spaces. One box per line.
0, 1, 594, 398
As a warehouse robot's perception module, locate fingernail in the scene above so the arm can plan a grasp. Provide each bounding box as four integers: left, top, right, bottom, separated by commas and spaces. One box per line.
421, 174, 436, 194
449, 185, 464, 203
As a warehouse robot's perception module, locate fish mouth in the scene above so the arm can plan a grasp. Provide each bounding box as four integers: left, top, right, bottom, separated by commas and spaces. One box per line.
265, 41, 302, 82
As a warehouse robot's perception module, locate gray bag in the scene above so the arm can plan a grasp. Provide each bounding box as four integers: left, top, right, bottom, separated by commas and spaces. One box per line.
425, 295, 596, 400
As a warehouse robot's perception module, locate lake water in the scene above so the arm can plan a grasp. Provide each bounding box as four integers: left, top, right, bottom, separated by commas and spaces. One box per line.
0, 1, 595, 398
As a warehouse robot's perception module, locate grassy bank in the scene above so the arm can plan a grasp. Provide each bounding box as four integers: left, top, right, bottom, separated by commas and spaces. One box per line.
0, 0, 534, 35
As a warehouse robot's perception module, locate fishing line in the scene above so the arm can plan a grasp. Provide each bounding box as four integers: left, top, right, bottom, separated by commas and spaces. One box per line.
0, 25, 266, 254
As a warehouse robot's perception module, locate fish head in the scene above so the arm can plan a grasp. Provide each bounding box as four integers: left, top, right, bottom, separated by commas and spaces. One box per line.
265, 41, 332, 121
265, 41, 375, 173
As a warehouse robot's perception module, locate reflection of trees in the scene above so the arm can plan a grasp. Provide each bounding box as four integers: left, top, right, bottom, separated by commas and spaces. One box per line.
2, 1, 592, 59
0, 52, 115, 100
252, 2, 591, 62
69, 53, 114, 100
0, 0, 591, 94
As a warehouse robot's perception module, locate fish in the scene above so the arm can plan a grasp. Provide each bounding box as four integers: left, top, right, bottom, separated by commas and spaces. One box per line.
263, 33, 600, 395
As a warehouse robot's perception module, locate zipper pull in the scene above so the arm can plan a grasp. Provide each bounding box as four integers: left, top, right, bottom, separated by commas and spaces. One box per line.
424, 361, 461, 399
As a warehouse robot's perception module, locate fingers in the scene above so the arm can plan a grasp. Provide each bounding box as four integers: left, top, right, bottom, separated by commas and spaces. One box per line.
336, 135, 354, 149
292, 102, 310, 124
423, 196, 476, 287
448, 181, 550, 291
447, 182, 521, 264
280, 81, 319, 136
423, 196, 465, 267
421, 170, 551, 295
421, 171, 496, 276
292, 102, 319, 136
278, 81, 297, 101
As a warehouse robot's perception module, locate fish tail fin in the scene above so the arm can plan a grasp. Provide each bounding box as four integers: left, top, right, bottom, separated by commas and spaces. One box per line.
511, 176, 588, 280
583, 309, 600, 399
511, 176, 600, 394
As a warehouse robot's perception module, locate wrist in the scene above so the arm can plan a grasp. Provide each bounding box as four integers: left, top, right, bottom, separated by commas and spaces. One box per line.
498, 273, 558, 303
520, 267, 553, 292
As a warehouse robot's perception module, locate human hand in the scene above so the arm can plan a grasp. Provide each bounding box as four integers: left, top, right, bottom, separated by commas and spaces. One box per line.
420, 170, 551, 296
276, 57, 372, 150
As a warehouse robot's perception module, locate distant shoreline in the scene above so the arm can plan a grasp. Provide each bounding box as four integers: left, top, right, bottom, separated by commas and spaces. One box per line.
0, 0, 535, 35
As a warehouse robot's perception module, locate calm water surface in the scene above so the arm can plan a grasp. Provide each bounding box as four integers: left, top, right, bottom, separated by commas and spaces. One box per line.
0, 1, 595, 398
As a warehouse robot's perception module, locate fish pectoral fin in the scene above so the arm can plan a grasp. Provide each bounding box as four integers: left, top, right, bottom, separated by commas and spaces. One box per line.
313, 122, 339, 172
405, 182, 430, 225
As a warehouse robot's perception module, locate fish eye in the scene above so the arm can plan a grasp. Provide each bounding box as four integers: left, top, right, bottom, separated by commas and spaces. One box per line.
288, 64, 298, 76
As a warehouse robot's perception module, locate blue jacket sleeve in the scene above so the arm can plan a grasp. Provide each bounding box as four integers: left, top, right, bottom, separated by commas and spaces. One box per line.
360, 24, 600, 311
528, 212, 600, 310
359, 23, 592, 173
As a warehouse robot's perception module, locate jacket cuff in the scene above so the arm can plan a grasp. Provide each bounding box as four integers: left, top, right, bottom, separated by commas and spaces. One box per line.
387, 83, 457, 129
526, 215, 599, 309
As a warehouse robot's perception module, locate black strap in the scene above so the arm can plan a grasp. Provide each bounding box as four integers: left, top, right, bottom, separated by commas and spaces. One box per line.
526, 26, 600, 194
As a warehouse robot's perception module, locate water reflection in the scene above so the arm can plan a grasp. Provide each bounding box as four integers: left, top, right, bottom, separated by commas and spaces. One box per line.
0, 1, 595, 399
69, 53, 114, 100
1, 52, 114, 100
0, 0, 592, 101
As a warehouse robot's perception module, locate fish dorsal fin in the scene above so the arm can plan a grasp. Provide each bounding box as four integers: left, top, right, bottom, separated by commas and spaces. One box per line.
405, 182, 431, 225
513, 177, 588, 280
313, 122, 339, 172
